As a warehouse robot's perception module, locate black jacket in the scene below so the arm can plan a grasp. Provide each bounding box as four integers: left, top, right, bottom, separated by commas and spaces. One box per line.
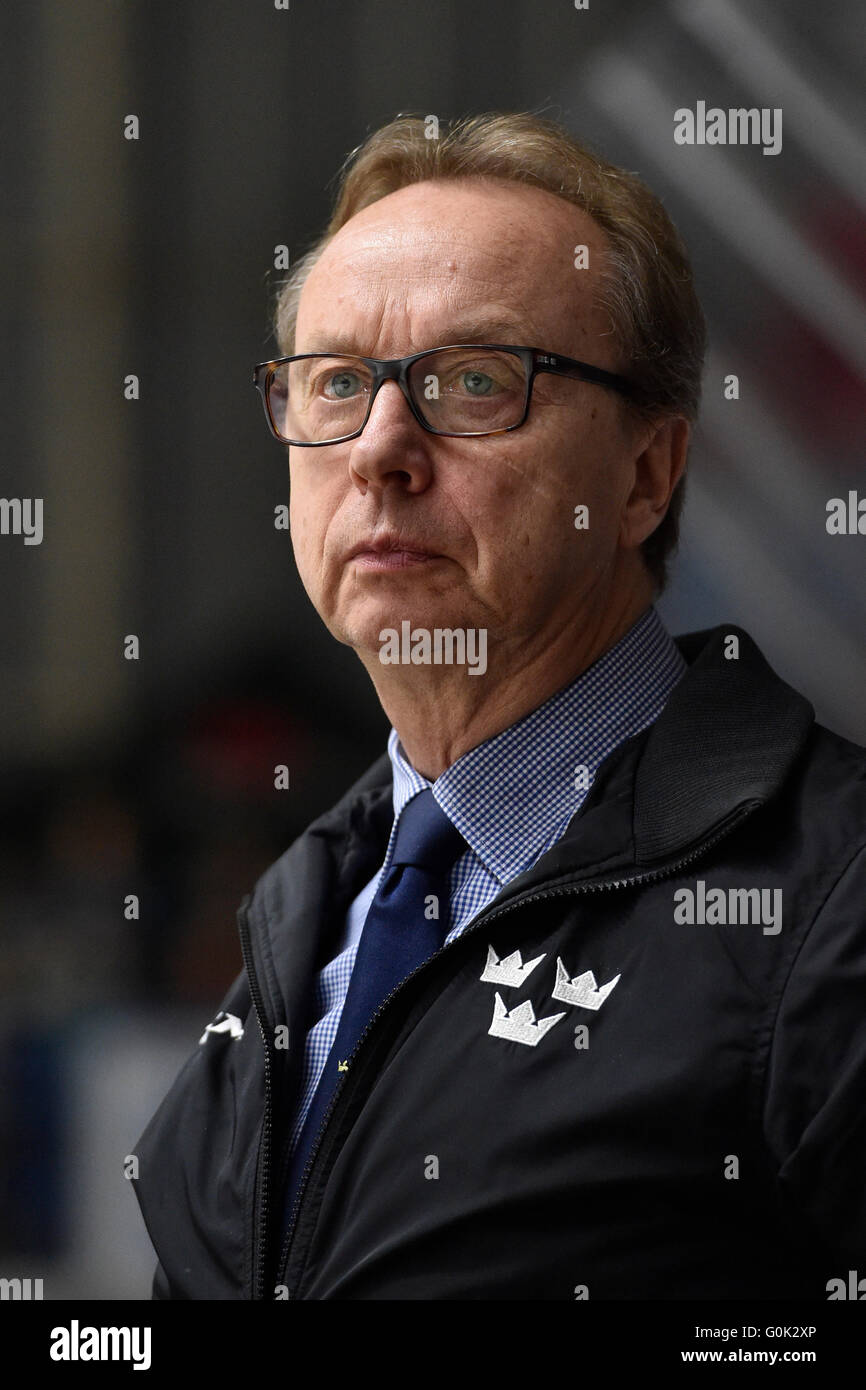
132, 625, 866, 1299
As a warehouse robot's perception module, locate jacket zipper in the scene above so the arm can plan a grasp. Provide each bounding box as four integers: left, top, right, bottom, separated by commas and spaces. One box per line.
237, 899, 275, 1301
270, 799, 759, 1298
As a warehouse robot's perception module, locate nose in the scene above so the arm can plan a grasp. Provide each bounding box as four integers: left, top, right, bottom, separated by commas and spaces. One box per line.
347, 379, 435, 495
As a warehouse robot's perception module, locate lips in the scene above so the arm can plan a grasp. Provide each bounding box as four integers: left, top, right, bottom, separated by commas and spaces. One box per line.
346, 535, 443, 567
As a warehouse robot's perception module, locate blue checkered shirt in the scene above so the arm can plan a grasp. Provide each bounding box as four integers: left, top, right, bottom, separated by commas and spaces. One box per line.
287, 604, 686, 1153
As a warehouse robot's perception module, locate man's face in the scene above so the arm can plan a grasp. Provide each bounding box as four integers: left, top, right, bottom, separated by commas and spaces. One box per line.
289, 177, 642, 670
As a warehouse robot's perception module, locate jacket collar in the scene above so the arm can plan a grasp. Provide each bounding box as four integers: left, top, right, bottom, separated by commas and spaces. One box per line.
497, 623, 814, 888
632, 624, 813, 862
332, 622, 814, 868
249, 623, 814, 1025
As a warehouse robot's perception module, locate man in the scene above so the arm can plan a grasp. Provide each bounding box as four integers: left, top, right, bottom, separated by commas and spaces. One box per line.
132, 113, 866, 1300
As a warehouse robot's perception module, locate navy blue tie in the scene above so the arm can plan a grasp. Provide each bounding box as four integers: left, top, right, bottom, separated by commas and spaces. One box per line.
282, 789, 466, 1234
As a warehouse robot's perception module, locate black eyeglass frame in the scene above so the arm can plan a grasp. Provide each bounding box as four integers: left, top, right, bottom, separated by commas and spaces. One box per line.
252, 343, 635, 446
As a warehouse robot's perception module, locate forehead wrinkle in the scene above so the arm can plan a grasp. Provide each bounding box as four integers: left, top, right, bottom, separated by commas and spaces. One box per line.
299, 252, 589, 356
318, 230, 589, 308
301, 307, 550, 356
314, 193, 602, 291
297, 195, 606, 359
299, 243, 550, 350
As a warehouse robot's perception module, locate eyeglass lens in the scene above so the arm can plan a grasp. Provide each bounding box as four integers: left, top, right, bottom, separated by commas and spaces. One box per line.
267, 348, 527, 442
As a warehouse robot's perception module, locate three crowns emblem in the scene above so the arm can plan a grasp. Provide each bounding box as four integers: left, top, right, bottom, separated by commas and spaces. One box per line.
551, 958, 621, 1010
480, 944, 546, 987
489, 995, 569, 1045
482, 944, 620, 1048
489, 992, 565, 1046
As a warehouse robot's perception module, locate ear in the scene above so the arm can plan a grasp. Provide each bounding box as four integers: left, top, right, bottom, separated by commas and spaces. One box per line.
619, 416, 690, 551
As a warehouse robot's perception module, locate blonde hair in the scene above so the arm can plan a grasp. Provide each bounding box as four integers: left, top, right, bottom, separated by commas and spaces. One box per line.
272, 112, 706, 588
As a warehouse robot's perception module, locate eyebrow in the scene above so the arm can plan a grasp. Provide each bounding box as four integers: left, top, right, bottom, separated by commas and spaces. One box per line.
300, 313, 542, 356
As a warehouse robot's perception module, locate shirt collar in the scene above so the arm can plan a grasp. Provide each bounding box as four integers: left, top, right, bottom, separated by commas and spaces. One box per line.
386, 605, 686, 884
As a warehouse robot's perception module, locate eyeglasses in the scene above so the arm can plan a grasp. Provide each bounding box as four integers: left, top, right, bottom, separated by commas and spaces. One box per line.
252, 344, 634, 446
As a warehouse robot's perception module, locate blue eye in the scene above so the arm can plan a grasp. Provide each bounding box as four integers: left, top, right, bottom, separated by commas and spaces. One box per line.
325, 371, 362, 399
460, 370, 495, 395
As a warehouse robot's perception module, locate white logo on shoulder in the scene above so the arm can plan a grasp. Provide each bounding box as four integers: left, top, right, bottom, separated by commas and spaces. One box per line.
551, 958, 620, 1011
198, 1010, 244, 1044
488, 992, 565, 1047
480, 943, 546, 988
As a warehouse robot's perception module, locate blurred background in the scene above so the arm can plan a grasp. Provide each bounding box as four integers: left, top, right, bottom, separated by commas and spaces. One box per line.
0, 0, 863, 1297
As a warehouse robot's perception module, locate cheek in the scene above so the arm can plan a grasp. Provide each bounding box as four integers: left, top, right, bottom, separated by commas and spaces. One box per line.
477, 446, 578, 555
289, 455, 331, 532
288, 487, 309, 557
288, 473, 328, 584
486, 434, 619, 581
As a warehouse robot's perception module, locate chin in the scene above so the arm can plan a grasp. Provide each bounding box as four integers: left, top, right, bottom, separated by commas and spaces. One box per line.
333, 599, 474, 654
324, 602, 391, 654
